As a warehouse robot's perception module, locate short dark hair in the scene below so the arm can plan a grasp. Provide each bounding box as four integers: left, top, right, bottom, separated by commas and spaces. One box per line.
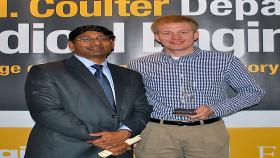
68, 25, 115, 41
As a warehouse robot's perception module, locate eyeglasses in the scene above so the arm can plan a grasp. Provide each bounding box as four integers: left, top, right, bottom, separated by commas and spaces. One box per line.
76, 36, 112, 43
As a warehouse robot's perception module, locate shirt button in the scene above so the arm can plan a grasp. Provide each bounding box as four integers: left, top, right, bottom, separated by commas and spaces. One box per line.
112, 114, 117, 118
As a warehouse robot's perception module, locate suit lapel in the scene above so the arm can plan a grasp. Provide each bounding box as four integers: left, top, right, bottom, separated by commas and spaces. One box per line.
108, 64, 125, 113
64, 56, 113, 109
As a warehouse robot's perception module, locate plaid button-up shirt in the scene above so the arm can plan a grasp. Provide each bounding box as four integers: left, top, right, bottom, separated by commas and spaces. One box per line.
129, 47, 265, 121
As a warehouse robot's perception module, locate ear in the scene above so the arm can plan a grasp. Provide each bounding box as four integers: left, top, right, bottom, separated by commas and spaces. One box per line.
110, 40, 115, 51
111, 40, 115, 47
154, 34, 161, 44
194, 31, 199, 41
68, 41, 75, 51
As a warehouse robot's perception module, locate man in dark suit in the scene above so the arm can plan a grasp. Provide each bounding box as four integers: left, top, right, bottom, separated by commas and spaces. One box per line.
24, 25, 152, 158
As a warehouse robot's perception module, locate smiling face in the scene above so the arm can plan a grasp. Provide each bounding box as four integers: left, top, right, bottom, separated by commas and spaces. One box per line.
154, 22, 199, 57
68, 31, 114, 64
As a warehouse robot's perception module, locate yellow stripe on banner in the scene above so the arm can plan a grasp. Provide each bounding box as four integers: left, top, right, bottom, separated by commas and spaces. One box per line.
1, 128, 279, 158
228, 128, 280, 158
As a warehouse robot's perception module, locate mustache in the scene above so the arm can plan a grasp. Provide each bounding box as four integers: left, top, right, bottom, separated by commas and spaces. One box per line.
87, 46, 104, 50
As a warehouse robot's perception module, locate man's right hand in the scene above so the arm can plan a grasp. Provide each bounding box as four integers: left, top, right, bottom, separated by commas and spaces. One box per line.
87, 130, 132, 149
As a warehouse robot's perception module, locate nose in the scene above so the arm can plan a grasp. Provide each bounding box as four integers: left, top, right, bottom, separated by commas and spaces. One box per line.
171, 33, 182, 40
90, 39, 101, 45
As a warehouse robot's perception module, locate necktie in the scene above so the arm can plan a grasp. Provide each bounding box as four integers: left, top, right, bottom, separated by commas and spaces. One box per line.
91, 64, 116, 112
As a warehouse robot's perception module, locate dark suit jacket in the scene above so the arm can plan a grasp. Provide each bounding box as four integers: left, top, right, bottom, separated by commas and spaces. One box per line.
24, 56, 152, 158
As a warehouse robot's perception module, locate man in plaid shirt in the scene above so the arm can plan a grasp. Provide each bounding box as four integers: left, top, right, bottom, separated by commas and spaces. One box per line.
129, 15, 265, 158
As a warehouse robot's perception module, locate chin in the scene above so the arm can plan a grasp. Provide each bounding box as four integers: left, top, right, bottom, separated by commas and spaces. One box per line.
169, 48, 186, 51
90, 53, 110, 58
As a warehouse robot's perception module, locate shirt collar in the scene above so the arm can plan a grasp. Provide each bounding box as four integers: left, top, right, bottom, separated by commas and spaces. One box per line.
161, 46, 201, 61
74, 54, 108, 68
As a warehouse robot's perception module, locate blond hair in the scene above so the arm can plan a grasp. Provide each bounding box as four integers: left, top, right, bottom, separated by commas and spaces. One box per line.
151, 15, 199, 34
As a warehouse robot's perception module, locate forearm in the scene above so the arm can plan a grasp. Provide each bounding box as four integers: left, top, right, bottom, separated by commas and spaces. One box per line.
122, 83, 152, 134
32, 108, 95, 140
211, 91, 265, 117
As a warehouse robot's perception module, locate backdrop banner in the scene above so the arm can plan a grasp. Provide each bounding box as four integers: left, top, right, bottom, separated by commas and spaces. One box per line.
0, 0, 279, 158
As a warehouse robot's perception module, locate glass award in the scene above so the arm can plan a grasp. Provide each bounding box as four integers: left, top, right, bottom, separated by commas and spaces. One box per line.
173, 81, 196, 115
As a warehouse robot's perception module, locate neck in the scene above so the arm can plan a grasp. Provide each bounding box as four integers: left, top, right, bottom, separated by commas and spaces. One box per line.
89, 58, 106, 64
166, 47, 195, 57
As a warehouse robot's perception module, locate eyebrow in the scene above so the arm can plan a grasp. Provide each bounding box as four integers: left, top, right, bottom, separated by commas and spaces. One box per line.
160, 30, 193, 32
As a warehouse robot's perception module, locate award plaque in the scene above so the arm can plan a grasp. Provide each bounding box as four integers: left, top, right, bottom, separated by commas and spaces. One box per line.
173, 108, 196, 115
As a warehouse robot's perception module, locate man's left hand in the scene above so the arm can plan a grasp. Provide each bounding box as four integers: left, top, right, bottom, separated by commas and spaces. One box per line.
186, 105, 214, 120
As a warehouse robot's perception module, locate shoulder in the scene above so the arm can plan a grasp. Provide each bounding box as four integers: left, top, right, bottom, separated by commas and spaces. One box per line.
108, 63, 141, 76
36, 60, 64, 69
130, 53, 162, 64
28, 60, 66, 76
198, 49, 235, 61
128, 53, 163, 71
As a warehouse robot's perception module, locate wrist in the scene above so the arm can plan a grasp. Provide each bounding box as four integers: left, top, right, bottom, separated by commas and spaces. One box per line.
117, 129, 132, 139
